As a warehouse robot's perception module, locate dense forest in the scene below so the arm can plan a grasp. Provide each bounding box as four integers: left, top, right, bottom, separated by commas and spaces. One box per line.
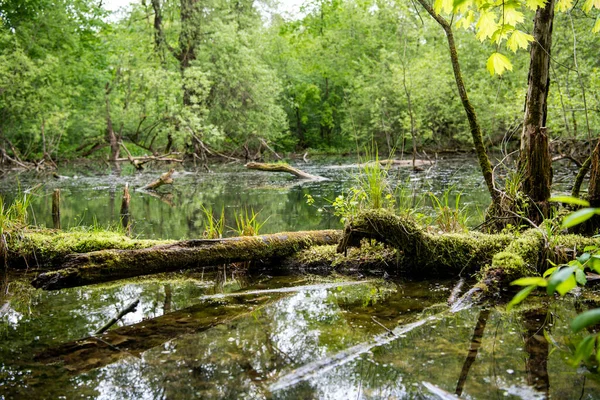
0, 0, 598, 164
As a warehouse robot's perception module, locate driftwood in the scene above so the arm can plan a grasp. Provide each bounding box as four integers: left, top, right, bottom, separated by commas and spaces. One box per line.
141, 168, 175, 191
35, 292, 285, 374
376, 159, 433, 167
245, 162, 325, 180
32, 230, 342, 290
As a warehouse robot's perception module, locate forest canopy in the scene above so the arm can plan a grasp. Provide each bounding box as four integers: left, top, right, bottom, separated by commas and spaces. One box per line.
0, 0, 598, 161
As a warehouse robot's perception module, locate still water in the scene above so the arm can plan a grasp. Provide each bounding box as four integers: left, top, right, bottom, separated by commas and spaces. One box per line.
0, 156, 594, 399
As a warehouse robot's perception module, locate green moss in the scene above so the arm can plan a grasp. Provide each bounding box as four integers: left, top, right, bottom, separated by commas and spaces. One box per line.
7, 228, 171, 269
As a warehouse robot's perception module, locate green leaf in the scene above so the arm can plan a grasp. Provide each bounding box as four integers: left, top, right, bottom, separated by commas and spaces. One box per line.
575, 268, 588, 285
476, 11, 498, 41
578, 253, 591, 264
453, 0, 472, 13
507, 285, 536, 311
491, 24, 515, 44
547, 266, 575, 295
511, 277, 548, 287
549, 196, 590, 207
594, 15, 600, 33
572, 309, 600, 332
486, 52, 513, 76
572, 334, 596, 365
590, 257, 600, 274
556, 274, 577, 295
555, 0, 573, 11
543, 266, 558, 278
502, 5, 525, 25
506, 30, 534, 52
435, 0, 454, 14
525, 0, 547, 9
562, 208, 599, 228
456, 10, 475, 29
583, 0, 600, 12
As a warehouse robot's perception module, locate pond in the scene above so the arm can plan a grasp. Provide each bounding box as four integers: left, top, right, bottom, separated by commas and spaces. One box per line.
0, 155, 594, 399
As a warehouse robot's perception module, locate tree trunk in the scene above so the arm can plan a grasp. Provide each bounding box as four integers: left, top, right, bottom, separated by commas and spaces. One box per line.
31, 230, 342, 290
518, 0, 556, 221
415, 0, 499, 208
105, 84, 120, 162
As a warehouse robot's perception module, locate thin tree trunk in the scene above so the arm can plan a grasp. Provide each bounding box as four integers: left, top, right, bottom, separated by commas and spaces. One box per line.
415, 0, 498, 207
518, 0, 556, 220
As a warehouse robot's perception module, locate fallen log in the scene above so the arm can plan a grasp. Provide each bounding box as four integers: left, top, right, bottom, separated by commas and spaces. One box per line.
140, 168, 175, 191
336, 210, 512, 277
245, 162, 325, 180
7, 229, 169, 270
32, 230, 342, 290
336, 210, 600, 294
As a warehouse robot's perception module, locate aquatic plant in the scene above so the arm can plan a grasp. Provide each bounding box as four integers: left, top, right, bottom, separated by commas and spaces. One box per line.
0, 192, 34, 265
201, 205, 225, 239
232, 208, 268, 236
428, 187, 468, 233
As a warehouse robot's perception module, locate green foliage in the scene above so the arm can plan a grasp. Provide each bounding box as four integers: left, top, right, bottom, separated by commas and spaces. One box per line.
428, 187, 469, 233
232, 208, 269, 236
201, 205, 225, 239
508, 200, 600, 366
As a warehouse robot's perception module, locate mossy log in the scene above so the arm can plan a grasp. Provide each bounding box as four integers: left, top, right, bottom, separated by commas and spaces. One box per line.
245, 162, 325, 180
6, 229, 168, 269
336, 210, 513, 277
34, 292, 285, 374
336, 210, 600, 293
32, 230, 341, 290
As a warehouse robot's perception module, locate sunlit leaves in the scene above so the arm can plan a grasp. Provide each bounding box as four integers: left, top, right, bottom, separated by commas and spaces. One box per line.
486, 52, 513, 75
476, 10, 498, 41
507, 285, 536, 311
511, 277, 548, 286
507, 29, 534, 51
562, 208, 600, 228
525, 0, 547, 10
555, 0, 573, 11
549, 196, 590, 207
501, 3, 525, 25
456, 10, 476, 28
434, 0, 454, 14
547, 266, 576, 295
594, 15, 600, 33
583, 0, 600, 12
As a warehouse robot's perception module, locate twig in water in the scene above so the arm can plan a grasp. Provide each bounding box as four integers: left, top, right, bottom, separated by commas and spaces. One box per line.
94, 298, 140, 335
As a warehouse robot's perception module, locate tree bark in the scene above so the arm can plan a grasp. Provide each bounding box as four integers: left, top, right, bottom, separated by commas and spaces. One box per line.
31, 230, 342, 290
518, 0, 556, 221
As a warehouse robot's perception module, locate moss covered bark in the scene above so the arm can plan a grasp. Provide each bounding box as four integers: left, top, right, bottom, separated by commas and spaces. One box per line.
32, 230, 342, 290
6, 229, 169, 269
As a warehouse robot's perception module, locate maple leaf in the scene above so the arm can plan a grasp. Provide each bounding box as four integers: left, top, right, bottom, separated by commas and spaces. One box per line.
507, 29, 534, 52
486, 52, 513, 76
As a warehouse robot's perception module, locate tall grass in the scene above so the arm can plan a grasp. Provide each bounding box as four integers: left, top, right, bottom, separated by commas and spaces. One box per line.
201, 205, 225, 239
428, 187, 469, 233
232, 208, 268, 236
0, 193, 33, 265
